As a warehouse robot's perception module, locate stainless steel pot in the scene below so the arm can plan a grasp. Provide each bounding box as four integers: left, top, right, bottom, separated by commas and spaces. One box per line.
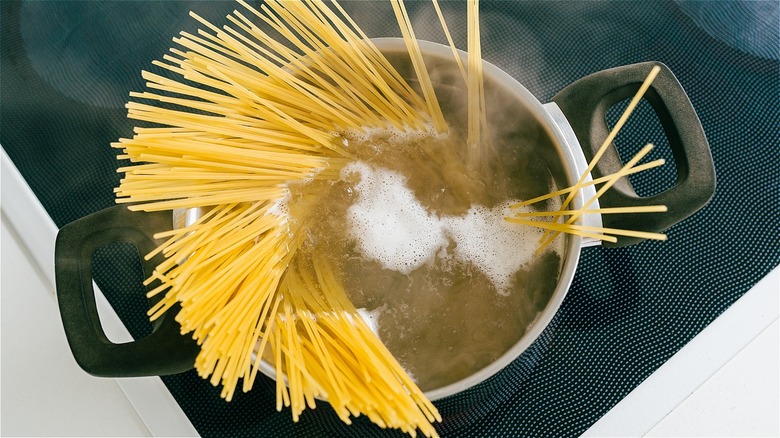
54, 39, 715, 399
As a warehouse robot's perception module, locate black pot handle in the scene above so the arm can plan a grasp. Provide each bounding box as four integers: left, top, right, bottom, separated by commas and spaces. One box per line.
55, 205, 199, 377
552, 61, 716, 247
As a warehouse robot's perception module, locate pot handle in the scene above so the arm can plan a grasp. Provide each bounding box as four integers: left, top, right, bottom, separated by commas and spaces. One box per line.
552, 61, 716, 247
55, 205, 199, 377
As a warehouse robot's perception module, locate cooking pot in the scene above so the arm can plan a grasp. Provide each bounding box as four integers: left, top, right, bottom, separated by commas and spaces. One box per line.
54, 39, 715, 401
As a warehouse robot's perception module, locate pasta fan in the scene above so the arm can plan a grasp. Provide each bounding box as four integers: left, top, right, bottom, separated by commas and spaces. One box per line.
112, 0, 671, 436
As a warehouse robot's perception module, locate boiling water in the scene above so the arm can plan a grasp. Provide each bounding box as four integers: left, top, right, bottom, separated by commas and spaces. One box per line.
284, 124, 565, 392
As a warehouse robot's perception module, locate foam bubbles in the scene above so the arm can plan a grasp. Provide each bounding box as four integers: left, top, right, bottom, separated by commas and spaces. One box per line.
344, 123, 440, 147
343, 162, 447, 274
342, 161, 548, 294
442, 204, 541, 295
268, 186, 291, 219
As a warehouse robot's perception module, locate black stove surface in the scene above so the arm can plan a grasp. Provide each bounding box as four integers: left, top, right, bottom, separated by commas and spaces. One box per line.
2, 1, 778, 436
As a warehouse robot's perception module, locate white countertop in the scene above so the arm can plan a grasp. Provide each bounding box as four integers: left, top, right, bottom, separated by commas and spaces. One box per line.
2, 148, 778, 436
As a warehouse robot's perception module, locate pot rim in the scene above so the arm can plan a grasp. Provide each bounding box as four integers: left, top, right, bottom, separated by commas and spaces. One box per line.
180, 38, 587, 402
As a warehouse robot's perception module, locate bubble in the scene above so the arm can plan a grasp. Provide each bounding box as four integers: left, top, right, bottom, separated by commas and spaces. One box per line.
340, 159, 557, 295
441, 202, 542, 295
268, 187, 291, 219
342, 162, 448, 274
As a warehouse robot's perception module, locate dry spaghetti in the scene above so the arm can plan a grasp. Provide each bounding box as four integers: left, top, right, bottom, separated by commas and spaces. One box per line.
115, 0, 452, 436
115, 1, 669, 436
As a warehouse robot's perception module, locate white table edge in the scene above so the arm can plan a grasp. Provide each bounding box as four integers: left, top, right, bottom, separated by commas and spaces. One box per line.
584, 265, 779, 436
1, 146, 199, 437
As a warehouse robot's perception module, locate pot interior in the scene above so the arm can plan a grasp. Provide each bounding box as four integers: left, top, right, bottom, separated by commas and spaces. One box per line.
337, 40, 576, 398
181, 39, 581, 400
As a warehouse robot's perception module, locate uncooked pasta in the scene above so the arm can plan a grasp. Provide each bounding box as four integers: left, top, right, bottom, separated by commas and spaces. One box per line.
114, 1, 668, 436
115, 0, 453, 436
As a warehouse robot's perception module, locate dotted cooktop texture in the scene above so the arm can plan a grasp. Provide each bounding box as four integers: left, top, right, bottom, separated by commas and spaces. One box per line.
2, 1, 778, 436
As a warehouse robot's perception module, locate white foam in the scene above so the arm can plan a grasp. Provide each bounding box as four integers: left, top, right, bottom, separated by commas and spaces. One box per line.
442, 203, 541, 295
268, 186, 291, 219
342, 162, 447, 274
342, 161, 548, 294
344, 123, 440, 147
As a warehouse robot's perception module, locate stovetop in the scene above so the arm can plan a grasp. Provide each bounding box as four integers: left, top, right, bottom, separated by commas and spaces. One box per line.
2, 1, 778, 436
